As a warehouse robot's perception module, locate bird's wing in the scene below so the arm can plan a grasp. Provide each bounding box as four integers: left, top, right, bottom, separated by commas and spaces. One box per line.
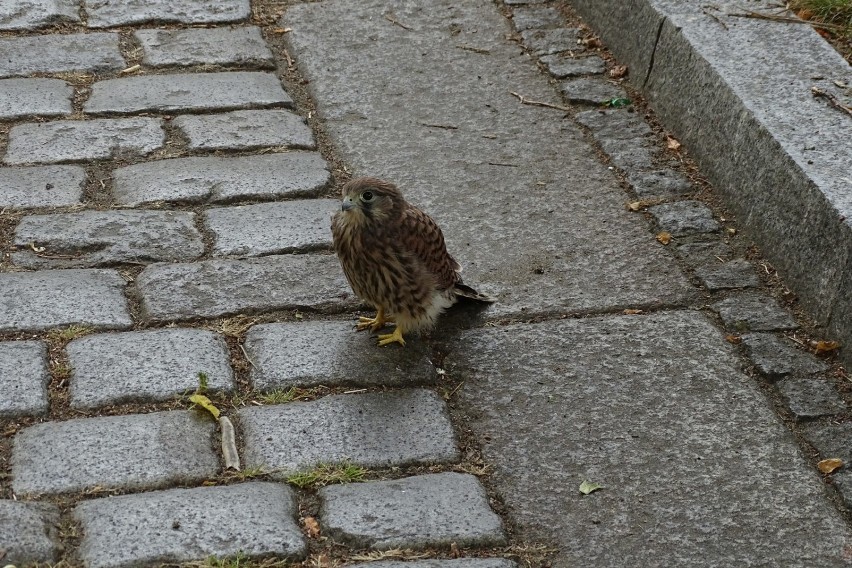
399, 204, 461, 290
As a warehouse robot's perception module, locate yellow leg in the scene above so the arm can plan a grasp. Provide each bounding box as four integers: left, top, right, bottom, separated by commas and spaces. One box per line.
356, 307, 394, 332
377, 326, 406, 347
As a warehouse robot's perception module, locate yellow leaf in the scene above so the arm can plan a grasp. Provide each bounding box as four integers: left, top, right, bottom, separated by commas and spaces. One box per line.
189, 393, 220, 419
666, 136, 681, 150
725, 334, 742, 344
656, 231, 672, 245
627, 201, 643, 211
623, 309, 643, 315
818, 458, 843, 474
579, 480, 604, 495
813, 340, 841, 354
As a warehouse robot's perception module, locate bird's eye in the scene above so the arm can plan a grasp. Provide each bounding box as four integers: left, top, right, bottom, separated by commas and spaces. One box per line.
361, 191, 374, 202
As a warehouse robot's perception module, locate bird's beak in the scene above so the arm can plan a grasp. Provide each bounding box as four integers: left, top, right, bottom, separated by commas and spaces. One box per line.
341, 197, 354, 211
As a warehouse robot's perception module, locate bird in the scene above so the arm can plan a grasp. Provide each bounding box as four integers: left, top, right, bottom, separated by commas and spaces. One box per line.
331, 177, 493, 347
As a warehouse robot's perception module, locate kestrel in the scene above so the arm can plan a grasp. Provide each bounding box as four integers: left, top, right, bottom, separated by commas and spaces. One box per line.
331, 177, 493, 347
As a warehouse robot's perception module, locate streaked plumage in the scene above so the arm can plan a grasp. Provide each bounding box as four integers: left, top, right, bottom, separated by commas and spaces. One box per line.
331, 177, 492, 346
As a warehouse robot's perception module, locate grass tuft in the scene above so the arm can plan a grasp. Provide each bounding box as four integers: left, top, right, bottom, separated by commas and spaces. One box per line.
286, 462, 367, 488
46, 324, 93, 342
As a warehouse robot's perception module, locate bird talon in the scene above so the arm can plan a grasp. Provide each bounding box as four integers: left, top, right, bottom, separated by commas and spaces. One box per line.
377, 327, 406, 347
355, 309, 394, 332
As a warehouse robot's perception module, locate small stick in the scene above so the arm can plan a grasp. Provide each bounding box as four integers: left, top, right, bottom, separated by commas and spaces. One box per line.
239, 343, 256, 368
385, 12, 412, 30
487, 162, 520, 167
419, 122, 458, 130
282, 49, 294, 68
510, 91, 572, 112
701, 8, 729, 29
728, 10, 843, 29
456, 45, 490, 54
811, 87, 852, 118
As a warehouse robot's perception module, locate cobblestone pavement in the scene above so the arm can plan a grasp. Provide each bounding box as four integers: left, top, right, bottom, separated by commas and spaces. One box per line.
1, 0, 851, 567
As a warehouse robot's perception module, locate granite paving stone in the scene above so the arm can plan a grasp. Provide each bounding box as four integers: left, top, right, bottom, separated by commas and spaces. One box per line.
174, 109, 315, 151
12, 410, 219, 496
520, 28, 583, 56
13, 210, 204, 268
649, 200, 721, 236
627, 169, 694, 198
85, 72, 291, 114
0, 500, 60, 565
135, 26, 274, 68
560, 77, 625, 104
674, 240, 734, 269
694, 258, 760, 290
75, 483, 306, 568
112, 152, 330, 206
348, 561, 517, 568
239, 389, 458, 475
5, 117, 164, 164
137, 254, 355, 322
540, 54, 606, 77
68, 329, 234, 409
711, 292, 798, 332
0, 78, 73, 119
0, 33, 124, 78
741, 333, 829, 377
511, 6, 564, 31
0, 0, 80, 30
0, 341, 49, 418
244, 321, 435, 390
0, 165, 85, 209
776, 377, 846, 419
206, 199, 337, 256
598, 141, 655, 171
319, 472, 505, 550
575, 108, 654, 140
85, 0, 251, 28
0, 269, 132, 332
832, 471, 852, 510
802, 422, 852, 465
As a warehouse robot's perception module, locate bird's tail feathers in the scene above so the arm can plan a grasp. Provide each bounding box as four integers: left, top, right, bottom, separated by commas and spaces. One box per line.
453, 283, 496, 303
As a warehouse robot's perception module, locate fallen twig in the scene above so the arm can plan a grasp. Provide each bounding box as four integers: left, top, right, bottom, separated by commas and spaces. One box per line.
811, 87, 852, 118
456, 44, 491, 54
282, 49, 294, 68
385, 12, 412, 30
418, 122, 458, 130
729, 10, 844, 29
510, 91, 572, 112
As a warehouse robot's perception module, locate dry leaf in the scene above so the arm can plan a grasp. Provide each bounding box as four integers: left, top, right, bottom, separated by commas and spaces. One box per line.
812, 340, 841, 354
303, 516, 321, 538
188, 393, 220, 419
656, 231, 672, 245
582, 37, 602, 48
666, 136, 682, 151
450, 542, 461, 558
579, 480, 604, 495
727, 227, 737, 236
627, 201, 643, 212
818, 458, 843, 474
623, 309, 643, 315
609, 65, 628, 79
725, 334, 742, 345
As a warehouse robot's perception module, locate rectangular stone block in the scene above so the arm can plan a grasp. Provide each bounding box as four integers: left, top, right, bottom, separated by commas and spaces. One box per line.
206, 199, 337, 256
244, 321, 435, 390
85, 72, 292, 114
86, 0, 251, 28
174, 109, 315, 151
112, 152, 330, 206
0, 0, 80, 30
741, 333, 828, 378
137, 254, 355, 322
75, 483, 306, 568
0, 500, 60, 565
5, 118, 164, 165
711, 292, 798, 332
239, 389, 459, 475
0, 78, 73, 119
0, 341, 50, 419
319, 472, 505, 549
0, 269, 132, 333
0, 33, 124, 78
135, 26, 274, 68
649, 200, 720, 236
13, 210, 204, 268
0, 165, 85, 209
694, 258, 759, 291
12, 410, 219, 496
68, 329, 235, 409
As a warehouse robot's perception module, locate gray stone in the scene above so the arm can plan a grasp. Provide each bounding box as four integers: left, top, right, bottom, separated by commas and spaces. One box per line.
598, 141, 655, 171
648, 200, 720, 236
505, 0, 549, 4
86, 0, 251, 28
85, 72, 291, 114
174, 109, 315, 151
244, 321, 435, 390
575, 108, 653, 140
0, 0, 80, 30
560, 77, 625, 105
75, 483, 306, 568
447, 310, 852, 565
741, 333, 829, 377
511, 6, 563, 31
802, 422, 852, 465
5, 118, 164, 165
0, 341, 49, 418
12, 410, 219, 496
520, 28, 583, 56
67, 329, 234, 409
0, 165, 85, 210
627, 169, 694, 198
13, 210, 204, 268
0, 500, 60, 565
206, 199, 337, 257
674, 240, 734, 269
694, 258, 760, 290
0, 269, 132, 333
832, 471, 852, 510
776, 377, 845, 419
135, 26, 274, 68
711, 293, 798, 332
137, 254, 355, 322
349, 562, 517, 568
240, 389, 458, 475
112, 152, 330, 206
0, 33, 124, 78
0, 78, 72, 119
319, 472, 505, 550
540, 54, 606, 77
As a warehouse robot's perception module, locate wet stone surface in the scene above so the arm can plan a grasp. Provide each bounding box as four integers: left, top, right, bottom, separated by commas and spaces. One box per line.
0, 78, 73, 119
776, 377, 845, 419
540, 54, 606, 77
711, 293, 798, 332
511, 6, 564, 31
0, 500, 61, 565
0, 341, 49, 419
0, 33, 124, 77
135, 26, 274, 68
0, 165, 86, 209
84, 0, 251, 28
0, 0, 80, 30
694, 258, 759, 290
648, 201, 720, 236
520, 28, 582, 56
560, 77, 625, 105
741, 333, 829, 377
174, 109, 315, 151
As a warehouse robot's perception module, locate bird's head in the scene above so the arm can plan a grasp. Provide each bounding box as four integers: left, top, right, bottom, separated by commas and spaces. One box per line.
338, 177, 405, 225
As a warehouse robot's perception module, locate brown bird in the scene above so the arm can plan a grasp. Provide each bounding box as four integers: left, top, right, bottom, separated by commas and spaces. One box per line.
331, 177, 493, 346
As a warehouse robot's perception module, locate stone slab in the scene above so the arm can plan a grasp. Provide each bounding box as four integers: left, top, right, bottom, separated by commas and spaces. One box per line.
206, 199, 337, 256
13, 210, 204, 268
540, 54, 606, 77
239, 389, 458, 475
137, 254, 355, 322
674, 241, 734, 269
648, 200, 720, 236
12, 410, 219, 496
0, 500, 60, 565
627, 169, 693, 199
75, 483, 306, 568
575, 108, 653, 140
174, 109, 315, 151
86, 0, 251, 28
0, 0, 80, 30
560, 77, 625, 105
5, 117, 164, 165
85, 72, 291, 114
711, 292, 798, 332
0, 269, 132, 333
741, 333, 829, 378
348, 562, 517, 568
112, 152, 330, 206
598, 141, 654, 171
285, 0, 694, 319
777, 377, 845, 419
319, 472, 505, 550
135, 26, 274, 68
802, 422, 852, 465
0, 165, 86, 209
446, 310, 852, 565
694, 258, 759, 290
0, 32, 124, 78
511, 6, 563, 31
0, 78, 73, 119
68, 329, 234, 409
520, 28, 582, 56
244, 321, 435, 390
0, 340, 50, 418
